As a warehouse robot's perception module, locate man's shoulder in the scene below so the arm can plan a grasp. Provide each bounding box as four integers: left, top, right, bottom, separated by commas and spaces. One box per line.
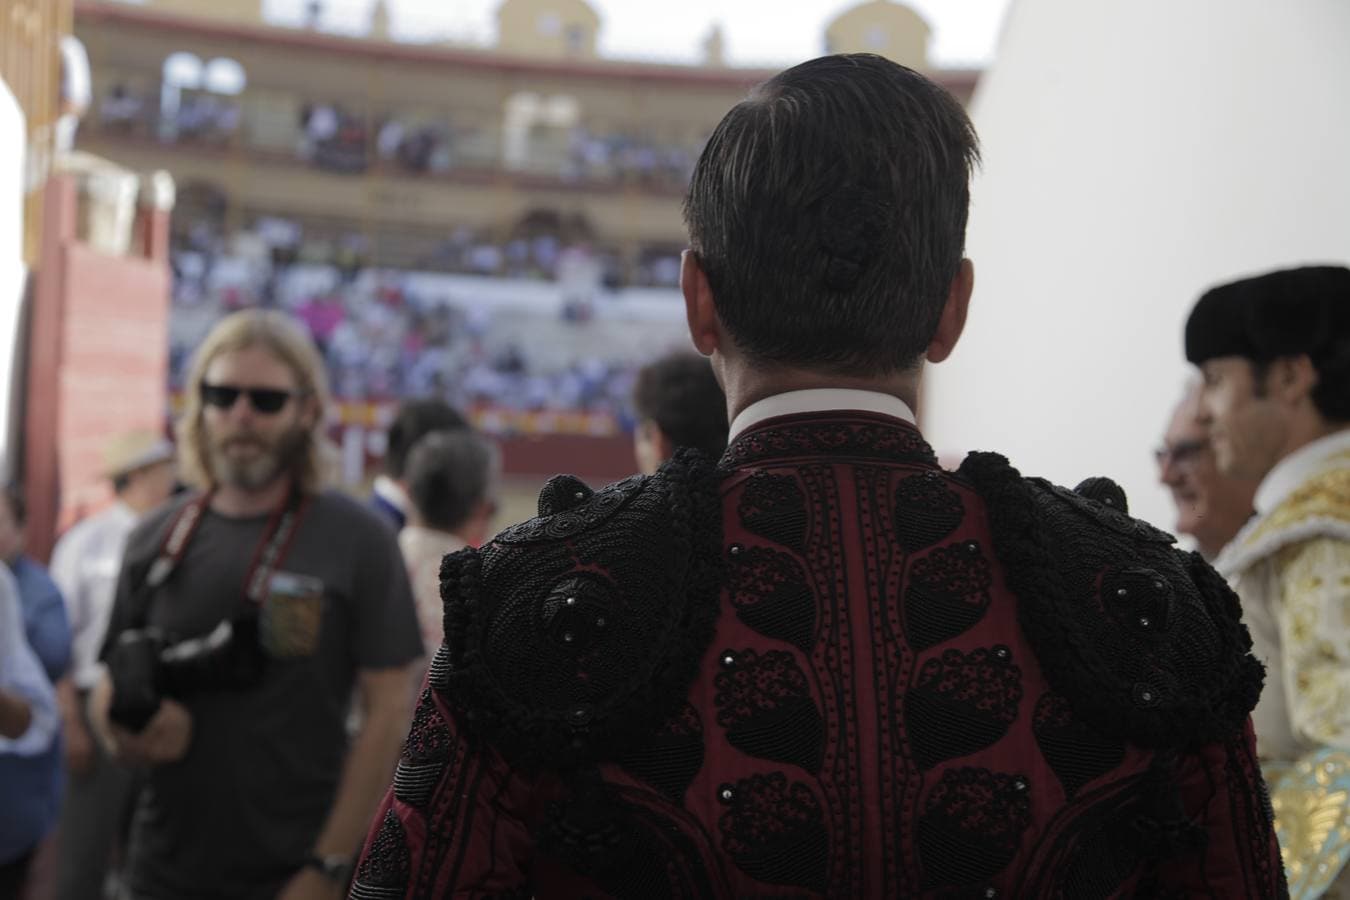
434, 449, 724, 771
309, 489, 397, 538
957, 451, 1262, 750
1223, 461, 1350, 576
122, 495, 194, 562
13, 556, 62, 599
52, 510, 100, 553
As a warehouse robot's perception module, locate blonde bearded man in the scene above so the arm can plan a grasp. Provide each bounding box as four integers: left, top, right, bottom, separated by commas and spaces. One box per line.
90, 310, 422, 900
1187, 265, 1350, 899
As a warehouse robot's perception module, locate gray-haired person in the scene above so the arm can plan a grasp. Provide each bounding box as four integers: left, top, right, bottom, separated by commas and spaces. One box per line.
399, 429, 500, 658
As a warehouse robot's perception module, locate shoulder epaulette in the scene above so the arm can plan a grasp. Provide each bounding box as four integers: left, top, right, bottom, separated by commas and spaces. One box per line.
432, 448, 724, 771
959, 451, 1264, 750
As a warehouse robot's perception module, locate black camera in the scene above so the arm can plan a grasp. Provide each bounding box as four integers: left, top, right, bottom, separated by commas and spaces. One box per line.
106, 616, 268, 732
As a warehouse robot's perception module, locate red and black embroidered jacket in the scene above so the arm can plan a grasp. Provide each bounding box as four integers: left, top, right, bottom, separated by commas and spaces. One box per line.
350, 413, 1286, 899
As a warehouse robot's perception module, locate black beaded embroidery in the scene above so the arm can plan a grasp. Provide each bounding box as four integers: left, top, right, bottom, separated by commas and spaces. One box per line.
720, 414, 938, 470
904, 540, 995, 651
727, 546, 818, 653
616, 702, 705, 803
393, 689, 452, 810
714, 649, 825, 773
350, 810, 410, 900
893, 471, 966, 554
957, 451, 1264, 749
494, 473, 645, 544
1224, 731, 1288, 898
719, 772, 829, 892
737, 473, 809, 553
1032, 692, 1124, 800
917, 768, 1032, 889
437, 448, 723, 771
538, 779, 718, 899
904, 646, 1023, 771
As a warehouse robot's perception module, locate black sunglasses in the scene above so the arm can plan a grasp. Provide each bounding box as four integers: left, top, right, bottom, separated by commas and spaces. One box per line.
200, 383, 295, 414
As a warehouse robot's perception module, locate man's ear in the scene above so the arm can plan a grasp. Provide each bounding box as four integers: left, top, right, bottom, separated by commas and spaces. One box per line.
926, 258, 974, 364
1270, 355, 1320, 407
655, 427, 674, 464
682, 250, 720, 357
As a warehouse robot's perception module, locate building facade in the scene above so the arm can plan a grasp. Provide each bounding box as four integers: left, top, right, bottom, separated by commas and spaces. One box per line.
72, 0, 978, 283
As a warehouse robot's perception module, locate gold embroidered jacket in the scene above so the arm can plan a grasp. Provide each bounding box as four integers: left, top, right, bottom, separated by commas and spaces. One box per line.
1218, 434, 1350, 899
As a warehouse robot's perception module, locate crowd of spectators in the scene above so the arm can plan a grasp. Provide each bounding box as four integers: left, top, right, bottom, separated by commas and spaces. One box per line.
93, 83, 703, 190
166, 222, 687, 432
99, 86, 240, 145
563, 127, 699, 189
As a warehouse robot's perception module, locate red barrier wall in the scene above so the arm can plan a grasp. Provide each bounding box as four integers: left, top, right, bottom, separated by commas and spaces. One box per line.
23, 173, 171, 561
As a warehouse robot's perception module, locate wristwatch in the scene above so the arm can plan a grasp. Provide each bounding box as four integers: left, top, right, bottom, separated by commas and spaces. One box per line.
304, 852, 354, 883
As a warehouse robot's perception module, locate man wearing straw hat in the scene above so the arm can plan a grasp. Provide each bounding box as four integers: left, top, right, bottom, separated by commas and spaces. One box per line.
51, 429, 176, 900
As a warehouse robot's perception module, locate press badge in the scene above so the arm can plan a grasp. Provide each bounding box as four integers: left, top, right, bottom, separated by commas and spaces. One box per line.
260, 571, 325, 659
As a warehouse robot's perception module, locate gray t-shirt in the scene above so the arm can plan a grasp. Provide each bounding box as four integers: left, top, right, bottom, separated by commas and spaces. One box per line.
102, 490, 422, 900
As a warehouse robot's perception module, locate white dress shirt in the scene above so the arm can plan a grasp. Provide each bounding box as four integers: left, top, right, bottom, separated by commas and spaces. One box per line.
49, 501, 138, 690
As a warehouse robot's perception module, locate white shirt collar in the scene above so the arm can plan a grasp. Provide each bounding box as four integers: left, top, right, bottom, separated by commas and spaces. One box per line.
727, 389, 917, 444
1254, 427, 1350, 515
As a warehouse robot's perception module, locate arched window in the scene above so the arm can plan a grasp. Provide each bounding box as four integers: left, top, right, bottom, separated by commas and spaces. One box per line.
203, 58, 247, 96
160, 52, 248, 142
159, 52, 202, 138
162, 51, 203, 90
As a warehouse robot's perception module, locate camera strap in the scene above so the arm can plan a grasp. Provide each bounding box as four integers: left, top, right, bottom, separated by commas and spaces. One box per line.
144, 481, 310, 606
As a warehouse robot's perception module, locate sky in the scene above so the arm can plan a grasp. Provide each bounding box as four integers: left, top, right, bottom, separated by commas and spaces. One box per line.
260, 0, 1014, 68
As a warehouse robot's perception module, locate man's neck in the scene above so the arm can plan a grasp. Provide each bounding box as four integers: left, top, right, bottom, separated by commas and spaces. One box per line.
718, 355, 922, 425
210, 475, 295, 518
120, 489, 157, 517
1266, 419, 1348, 481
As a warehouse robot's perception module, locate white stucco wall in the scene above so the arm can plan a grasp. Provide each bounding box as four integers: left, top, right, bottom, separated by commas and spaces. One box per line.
924, 0, 1350, 531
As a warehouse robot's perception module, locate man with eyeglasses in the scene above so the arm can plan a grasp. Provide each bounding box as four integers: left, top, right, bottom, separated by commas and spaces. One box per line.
90, 310, 422, 900
1156, 382, 1258, 561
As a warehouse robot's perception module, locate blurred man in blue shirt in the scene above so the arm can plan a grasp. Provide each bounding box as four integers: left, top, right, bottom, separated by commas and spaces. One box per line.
0, 563, 61, 899
0, 485, 70, 900
0, 486, 71, 680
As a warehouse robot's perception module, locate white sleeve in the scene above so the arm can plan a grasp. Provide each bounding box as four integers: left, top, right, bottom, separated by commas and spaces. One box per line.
49, 526, 88, 634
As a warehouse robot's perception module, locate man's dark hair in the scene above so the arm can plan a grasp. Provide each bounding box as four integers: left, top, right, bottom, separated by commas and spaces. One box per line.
1185, 266, 1350, 423
1313, 348, 1350, 422
684, 53, 980, 375
385, 399, 469, 479
633, 353, 729, 458
405, 430, 497, 534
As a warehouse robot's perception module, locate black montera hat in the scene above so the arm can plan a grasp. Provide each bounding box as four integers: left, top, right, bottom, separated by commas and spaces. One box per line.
1185, 265, 1350, 365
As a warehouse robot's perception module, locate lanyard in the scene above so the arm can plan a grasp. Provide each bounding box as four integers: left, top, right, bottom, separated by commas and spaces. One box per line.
145, 484, 309, 606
